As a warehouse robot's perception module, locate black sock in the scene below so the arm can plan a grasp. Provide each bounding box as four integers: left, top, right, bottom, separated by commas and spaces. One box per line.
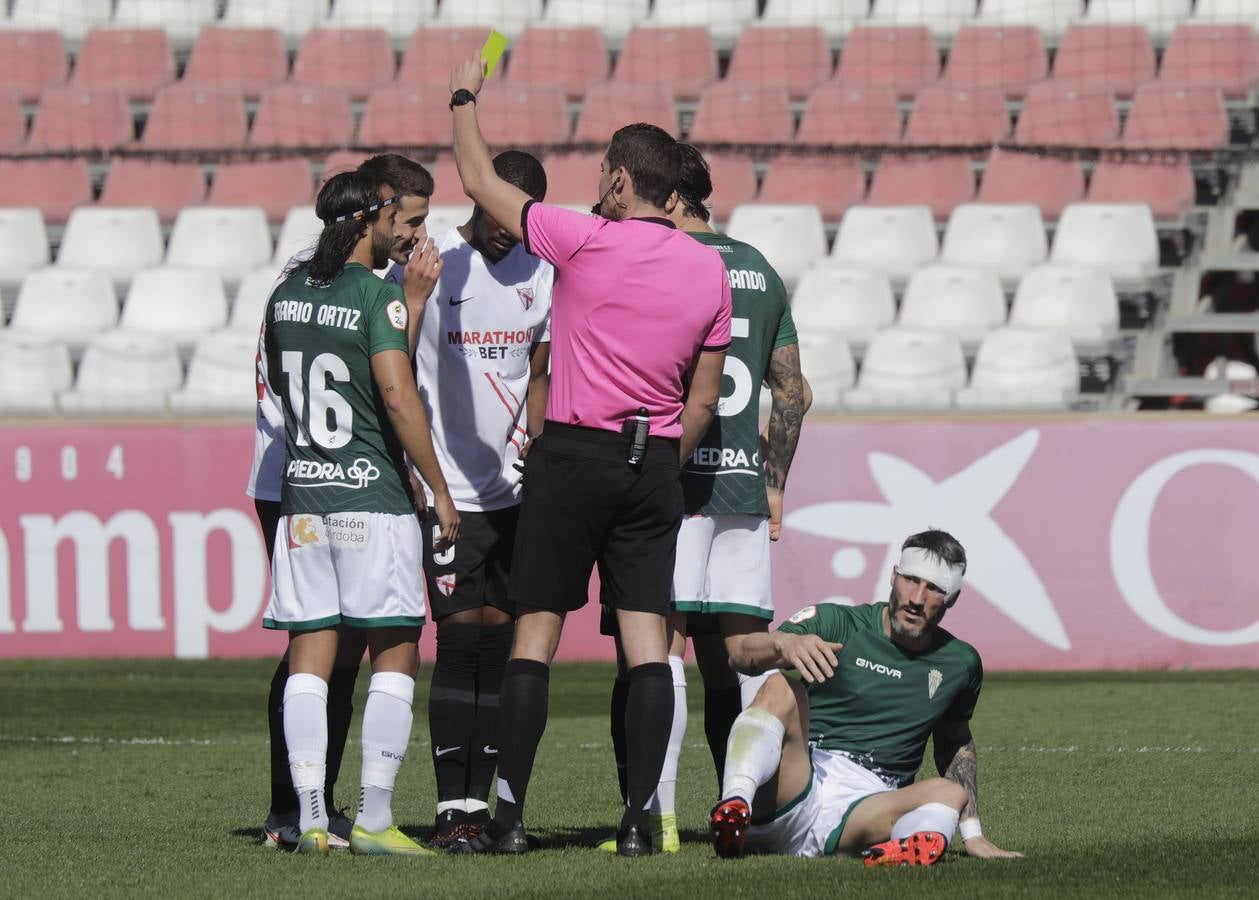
430, 622, 480, 804
468, 622, 513, 805
492, 658, 550, 827
609, 674, 629, 805
324, 663, 360, 811
267, 659, 298, 816
621, 662, 674, 835
704, 684, 744, 796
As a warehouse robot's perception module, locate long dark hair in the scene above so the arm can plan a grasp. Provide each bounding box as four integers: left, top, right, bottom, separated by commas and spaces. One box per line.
302, 171, 385, 285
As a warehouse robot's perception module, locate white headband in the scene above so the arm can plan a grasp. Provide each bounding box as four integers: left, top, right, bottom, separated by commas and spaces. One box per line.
897, 547, 964, 600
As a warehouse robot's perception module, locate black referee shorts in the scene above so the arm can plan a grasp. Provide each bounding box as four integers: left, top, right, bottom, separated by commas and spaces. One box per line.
510, 421, 683, 617
422, 506, 518, 621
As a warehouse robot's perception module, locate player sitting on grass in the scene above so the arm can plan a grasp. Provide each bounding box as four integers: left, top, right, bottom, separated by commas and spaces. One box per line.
710, 529, 1022, 864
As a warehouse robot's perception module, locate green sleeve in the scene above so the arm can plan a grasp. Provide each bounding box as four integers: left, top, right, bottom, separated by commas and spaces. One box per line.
778, 604, 852, 645
770, 273, 797, 350
946, 650, 984, 722
367, 281, 409, 356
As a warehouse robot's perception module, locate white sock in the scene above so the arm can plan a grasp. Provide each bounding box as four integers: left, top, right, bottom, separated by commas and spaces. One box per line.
720, 706, 785, 805
356, 671, 415, 833
283, 673, 329, 834
891, 801, 959, 847
737, 670, 774, 709
435, 799, 467, 815
464, 799, 489, 814
650, 655, 688, 817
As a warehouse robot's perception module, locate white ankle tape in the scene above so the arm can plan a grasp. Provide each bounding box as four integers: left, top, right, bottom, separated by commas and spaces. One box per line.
283, 673, 328, 704
368, 671, 415, 705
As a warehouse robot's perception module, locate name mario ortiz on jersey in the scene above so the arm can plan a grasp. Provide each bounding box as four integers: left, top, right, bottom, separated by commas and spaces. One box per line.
447, 326, 539, 360
272, 299, 363, 331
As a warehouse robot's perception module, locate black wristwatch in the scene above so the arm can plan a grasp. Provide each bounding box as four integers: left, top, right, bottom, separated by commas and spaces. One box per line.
449, 89, 477, 110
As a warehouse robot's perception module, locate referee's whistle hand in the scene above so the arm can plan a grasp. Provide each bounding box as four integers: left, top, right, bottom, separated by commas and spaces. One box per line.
450, 57, 485, 96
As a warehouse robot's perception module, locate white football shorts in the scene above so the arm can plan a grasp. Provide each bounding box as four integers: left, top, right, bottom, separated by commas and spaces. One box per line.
672, 513, 773, 619
264, 511, 426, 629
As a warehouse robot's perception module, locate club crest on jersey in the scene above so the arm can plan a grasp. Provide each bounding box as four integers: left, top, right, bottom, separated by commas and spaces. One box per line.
436, 574, 456, 597
386, 299, 407, 331
287, 515, 326, 549
517, 286, 535, 311
928, 669, 943, 699
788, 606, 817, 624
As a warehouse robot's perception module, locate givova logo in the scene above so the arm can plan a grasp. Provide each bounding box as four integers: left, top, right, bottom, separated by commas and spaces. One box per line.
856, 657, 902, 679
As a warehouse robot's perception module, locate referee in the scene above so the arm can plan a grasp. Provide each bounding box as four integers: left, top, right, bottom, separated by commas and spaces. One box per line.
446, 58, 732, 857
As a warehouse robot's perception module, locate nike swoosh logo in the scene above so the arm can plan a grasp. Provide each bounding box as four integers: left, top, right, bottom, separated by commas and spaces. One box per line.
448, 296, 476, 306
434, 746, 460, 756
482, 745, 497, 755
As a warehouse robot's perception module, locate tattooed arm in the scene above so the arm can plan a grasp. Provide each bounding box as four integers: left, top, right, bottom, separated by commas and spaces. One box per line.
762, 343, 806, 541
933, 719, 1023, 858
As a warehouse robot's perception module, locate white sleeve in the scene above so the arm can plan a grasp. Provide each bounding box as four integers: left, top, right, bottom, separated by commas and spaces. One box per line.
535, 261, 554, 343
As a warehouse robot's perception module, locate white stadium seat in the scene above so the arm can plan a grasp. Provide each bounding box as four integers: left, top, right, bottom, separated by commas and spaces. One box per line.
432, 0, 543, 37
1193, 0, 1259, 27
1009, 263, 1120, 345
424, 205, 476, 239
0, 332, 72, 415
221, 0, 326, 37
1082, 0, 1194, 39
976, 0, 1083, 36
273, 206, 323, 266
230, 265, 285, 333
1203, 359, 1259, 413
649, 0, 760, 45
845, 328, 966, 410
760, 0, 871, 38
5, 0, 112, 40
869, 0, 977, 36
170, 330, 259, 415
56, 208, 165, 286
1050, 203, 1159, 283
940, 203, 1048, 284
113, 0, 220, 44
167, 206, 272, 283
726, 204, 828, 288
60, 331, 182, 416
832, 206, 938, 282
543, 0, 650, 39
956, 327, 1079, 410
797, 334, 856, 413
120, 267, 229, 346
0, 208, 50, 289
899, 264, 1007, 343
10, 269, 118, 350
323, 0, 436, 34
790, 264, 896, 346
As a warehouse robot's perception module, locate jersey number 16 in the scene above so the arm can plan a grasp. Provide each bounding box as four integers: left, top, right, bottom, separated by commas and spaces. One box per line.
281, 351, 353, 449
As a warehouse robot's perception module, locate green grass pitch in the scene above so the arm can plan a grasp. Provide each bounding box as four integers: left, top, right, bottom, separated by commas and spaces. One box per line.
3, 661, 1255, 898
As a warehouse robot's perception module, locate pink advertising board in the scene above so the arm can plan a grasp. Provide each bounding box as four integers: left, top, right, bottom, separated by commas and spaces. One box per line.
2, 420, 1258, 669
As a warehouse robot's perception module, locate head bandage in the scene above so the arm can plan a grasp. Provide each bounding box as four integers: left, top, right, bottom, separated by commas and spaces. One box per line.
897, 547, 964, 600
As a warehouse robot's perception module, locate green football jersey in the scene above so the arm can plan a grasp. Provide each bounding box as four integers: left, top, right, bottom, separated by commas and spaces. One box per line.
265, 262, 414, 516
682, 230, 797, 517
779, 602, 983, 788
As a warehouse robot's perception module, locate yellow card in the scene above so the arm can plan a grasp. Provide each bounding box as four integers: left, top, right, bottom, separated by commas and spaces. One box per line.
480, 30, 509, 79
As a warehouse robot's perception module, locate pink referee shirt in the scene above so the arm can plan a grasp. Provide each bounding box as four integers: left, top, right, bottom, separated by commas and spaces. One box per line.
523, 202, 733, 439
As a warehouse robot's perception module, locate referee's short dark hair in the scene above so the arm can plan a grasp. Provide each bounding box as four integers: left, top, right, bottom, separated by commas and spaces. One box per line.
675, 142, 713, 223
606, 123, 682, 209
493, 150, 547, 202
359, 153, 435, 199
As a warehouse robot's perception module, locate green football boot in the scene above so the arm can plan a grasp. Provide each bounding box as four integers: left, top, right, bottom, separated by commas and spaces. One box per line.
296, 827, 330, 856
349, 823, 437, 856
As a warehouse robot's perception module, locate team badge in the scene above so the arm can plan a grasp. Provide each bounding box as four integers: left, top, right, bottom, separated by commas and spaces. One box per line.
517, 287, 534, 311
928, 669, 943, 700
386, 299, 407, 331
287, 515, 326, 549
436, 574, 456, 597
787, 605, 817, 624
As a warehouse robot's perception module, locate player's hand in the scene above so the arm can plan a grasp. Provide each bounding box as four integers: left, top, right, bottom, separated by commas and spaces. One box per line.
432, 490, 460, 549
451, 57, 486, 97
774, 633, 844, 684
403, 237, 442, 311
767, 486, 784, 542
963, 836, 1024, 859
408, 470, 428, 516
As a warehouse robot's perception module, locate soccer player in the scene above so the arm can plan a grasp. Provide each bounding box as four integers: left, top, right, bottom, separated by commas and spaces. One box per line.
386, 151, 554, 848
262, 170, 458, 856
709, 530, 1022, 864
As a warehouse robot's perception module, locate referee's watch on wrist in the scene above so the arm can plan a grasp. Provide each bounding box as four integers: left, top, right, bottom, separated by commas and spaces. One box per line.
449, 89, 477, 110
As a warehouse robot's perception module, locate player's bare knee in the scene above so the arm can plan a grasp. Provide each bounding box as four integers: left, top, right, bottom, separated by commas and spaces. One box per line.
753, 671, 798, 721
927, 777, 968, 811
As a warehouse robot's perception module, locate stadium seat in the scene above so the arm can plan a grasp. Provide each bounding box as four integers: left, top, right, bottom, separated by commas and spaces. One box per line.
899, 264, 1007, 343
538, 153, 602, 206
99, 160, 207, 223
542, 0, 650, 40
291, 28, 395, 100
977, 148, 1084, 220
1081, 0, 1191, 41
0, 31, 67, 102
797, 83, 903, 145
183, 27, 289, 100
727, 27, 834, 101
796, 334, 856, 412
274, 206, 322, 265
120, 267, 229, 346
170, 330, 260, 415
1193, 0, 1259, 29
142, 84, 248, 150
0, 333, 72, 415
113, 0, 220, 46
250, 84, 353, 149
221, 0, 326, 37
690, 82, 795, 145
26, 87, 132, 151
10, 268, 118, 349
649, 0, 760, 47
574, 82, 677, 142
832, 205, 939, 281
1159, 24, 1259, 99
974, 0, 1082, 37
230, 265, 285, 333
1052, 25, 1155, 99
359, 84, 457, 145
397, 27, 491, 85
1051, 203, 1159, 282
833, 26, 941, 99
167, 207, 273, 283
0, 92, 26, 148
56, 207, 164, 285
943, 26, 1048, 100
758, 156, 867, 222
509, 27, 609, 100
790, 264, 896, 345
478, 85, 571, 146
71, 28, 174, 102
939, 202, 1049, 283
844, 328, 965, 410
321, 0, 436, 36
868, 0, 976, 37
321, 150, 370, 183
0, 159, 91, 224
867, 155, 975, 221
726, 205, 828, 288
0, 208, 49, 288
613, 27, 717, 101
1087, 159, 1195, 222
705, 155, 759, 222
903, 83, 1011, 146
426, 205, 476, 237
6, 0, 111, 41
1014, 82, 1120, 146
761, 0, 871, 39
1010, 263, 1119, 344
208, 160, 314, 223
955, 327, 1079, 409
59, 331, 182, 416
431, 0, 543, 38
1121, 83, 1229, 149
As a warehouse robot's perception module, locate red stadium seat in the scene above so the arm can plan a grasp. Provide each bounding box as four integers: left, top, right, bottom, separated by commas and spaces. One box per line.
143, 84, 248, 150
292, 28, 396, 101
1052, 25, 1154, 100
1122, 83, 1229, 149
868, 155, 976, 220
71, 28, 174, 103
904, 83, 1010, 147
834, 26, 941, 100
797, 83, 903, 145
508, 27, 609, 101
0, 93, 26, 148
1160, 24, 1259, 99
1088, 159, 1196, 221
99, 159, 206, 223
397, 28, 491, 86
690, 82, 795, 145
539, 152, 603, 206
209, 159, 314, 223
574, 82, 677, 143
1015, 82, 1119, 147
613, 27, 717, 101
478, 85, 572, 146
706, 155, 759, 222
183, 27, 289, 100
0, 31, 68, 103
359, 85, 456, 146
0, 159, 92, 224
26, 87, 132, 151
943, 26, 1048, 100
322, 151, 370, 184
759, 155, 867, 221
250, 84, 354, 149
977, 148, 1085, 220
726, 27, 834, 101
425, 154, 466, 207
